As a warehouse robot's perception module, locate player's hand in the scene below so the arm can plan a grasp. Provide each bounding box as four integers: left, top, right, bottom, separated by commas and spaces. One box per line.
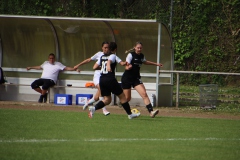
26, 67, 31, 70
158, 63, 163, 67
73, 65, 79, 70
125, 64, 132, 70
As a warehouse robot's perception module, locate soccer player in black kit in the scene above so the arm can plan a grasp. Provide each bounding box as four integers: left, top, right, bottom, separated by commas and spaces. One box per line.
89, 42, 140, 119
121, 42, 163, 118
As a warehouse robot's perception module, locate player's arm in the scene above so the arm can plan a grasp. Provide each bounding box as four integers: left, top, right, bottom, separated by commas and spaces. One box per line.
63, 67, 79, 71
74, 58, 91, 70
93, 62, 101, 70
107, 54, 116, 72
93, 58, 101, 70
26, 66, 42, 70
119, 61, 127, 66
116, 56, 126, 66
107, 60, 112, 72
125, 53, 133, 70
143, 60, 163, 67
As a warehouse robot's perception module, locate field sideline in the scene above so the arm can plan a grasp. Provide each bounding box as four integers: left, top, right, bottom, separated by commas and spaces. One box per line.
0, 101, 239, 120
0, 101, 240, 160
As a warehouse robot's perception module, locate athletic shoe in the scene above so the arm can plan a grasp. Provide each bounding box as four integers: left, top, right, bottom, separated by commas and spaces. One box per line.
128, 113, 140, 119
38, 95, 44, 103
88, 106, 95, 118
102, 108, 110, 116
150, 109, 159, 118
43, 93, 48, 103
83, 102, 88, 110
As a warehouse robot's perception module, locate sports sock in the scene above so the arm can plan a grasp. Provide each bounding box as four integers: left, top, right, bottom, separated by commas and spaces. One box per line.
94, 101, 105, 110
87, 97, 96, 105
146, 103, 153, 113
121, 102, 132, 115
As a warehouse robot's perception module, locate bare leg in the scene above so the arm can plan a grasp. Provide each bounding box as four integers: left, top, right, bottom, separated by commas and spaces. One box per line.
134, 84, 151, 105
117, 92, 140, 119
123, 89, 131, 102
93, 84, 101, 101
34, 88, 42, 94
134, 84, 159, 117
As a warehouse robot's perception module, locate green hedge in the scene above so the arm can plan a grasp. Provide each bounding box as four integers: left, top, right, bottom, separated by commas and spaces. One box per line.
1, 0, 239, 86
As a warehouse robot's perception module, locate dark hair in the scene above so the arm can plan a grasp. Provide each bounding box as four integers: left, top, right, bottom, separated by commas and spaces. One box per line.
102, 41, 109, 47
49, 53, 55, 57
109, 42, 117, 52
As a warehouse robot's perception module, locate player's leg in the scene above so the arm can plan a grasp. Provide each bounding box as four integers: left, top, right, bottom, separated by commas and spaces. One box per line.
121, 76, 132, 102
112, 79, 139, 119
93, 84, 110, 115
134, 84, 159, 118
88, 78, 111, 118
42, 79, 55, 103
31, 79, 44, 103
123, 89, 131, 102
83, 76, 100, 109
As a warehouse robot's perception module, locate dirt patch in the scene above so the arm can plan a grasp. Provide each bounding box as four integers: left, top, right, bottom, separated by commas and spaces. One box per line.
0, 101, 239, 120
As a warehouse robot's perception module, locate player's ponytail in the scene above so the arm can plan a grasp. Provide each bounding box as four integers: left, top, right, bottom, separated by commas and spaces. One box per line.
125, 47, 135, 54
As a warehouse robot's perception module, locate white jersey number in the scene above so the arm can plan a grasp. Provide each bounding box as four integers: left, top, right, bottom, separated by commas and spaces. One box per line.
100, 61, 108, 74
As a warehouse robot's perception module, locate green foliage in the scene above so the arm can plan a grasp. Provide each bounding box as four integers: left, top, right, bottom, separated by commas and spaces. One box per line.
172, 0, 240, 85
0, 0, 239, 85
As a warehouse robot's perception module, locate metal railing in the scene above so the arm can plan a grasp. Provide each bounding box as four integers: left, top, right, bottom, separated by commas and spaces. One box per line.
2, 67, 240, 108
159, 70, 240, 108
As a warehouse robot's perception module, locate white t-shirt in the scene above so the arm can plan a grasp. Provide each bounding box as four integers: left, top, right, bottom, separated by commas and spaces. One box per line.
91, 51, 104, 77
40, 61, 66, 83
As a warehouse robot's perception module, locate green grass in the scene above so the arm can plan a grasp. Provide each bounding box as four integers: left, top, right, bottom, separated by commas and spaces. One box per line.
0, 108, 240, 160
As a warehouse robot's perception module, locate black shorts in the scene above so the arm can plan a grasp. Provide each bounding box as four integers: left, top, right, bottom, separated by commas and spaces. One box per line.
100, 76, 123, 97
31, 78, 55, 90
121, 75, 143, 89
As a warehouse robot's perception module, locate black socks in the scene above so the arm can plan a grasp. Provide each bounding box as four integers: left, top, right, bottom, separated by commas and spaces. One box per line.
146, 103, 153, 113
94, 101, 105, 110
121, 102, 132, 115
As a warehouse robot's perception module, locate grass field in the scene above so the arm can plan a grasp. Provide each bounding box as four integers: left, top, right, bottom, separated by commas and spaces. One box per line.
0, 108, 240, 160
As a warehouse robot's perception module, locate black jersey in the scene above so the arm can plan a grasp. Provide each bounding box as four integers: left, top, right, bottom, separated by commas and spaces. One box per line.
123, 52, 145, 78
99, 53, 117, 77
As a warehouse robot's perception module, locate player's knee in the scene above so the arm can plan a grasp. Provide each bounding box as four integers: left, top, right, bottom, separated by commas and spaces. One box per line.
141, 93, 148, 99
103, 99, 111, 105
42, 85, 50, 90
31, 82, 38, 89
126, 97, 131, 102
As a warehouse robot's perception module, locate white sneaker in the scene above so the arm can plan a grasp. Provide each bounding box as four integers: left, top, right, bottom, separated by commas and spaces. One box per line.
128, 113, 140, 119
150, 109, 159, 118
102, 109, 110, 116
83, 102, 88, 110
88, 106, 95, 118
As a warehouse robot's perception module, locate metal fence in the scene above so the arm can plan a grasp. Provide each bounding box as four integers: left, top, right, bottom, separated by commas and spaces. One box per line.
160, 70, 240, 108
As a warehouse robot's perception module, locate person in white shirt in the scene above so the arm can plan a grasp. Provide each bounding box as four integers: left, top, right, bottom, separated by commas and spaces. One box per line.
74, 42, 125, 116
27, 53, 77, 103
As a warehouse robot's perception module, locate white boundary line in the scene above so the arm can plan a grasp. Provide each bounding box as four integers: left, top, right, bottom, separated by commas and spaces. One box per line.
85, 138, 240, 142
0, 139, 68, 143
1, 138, 240, 143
